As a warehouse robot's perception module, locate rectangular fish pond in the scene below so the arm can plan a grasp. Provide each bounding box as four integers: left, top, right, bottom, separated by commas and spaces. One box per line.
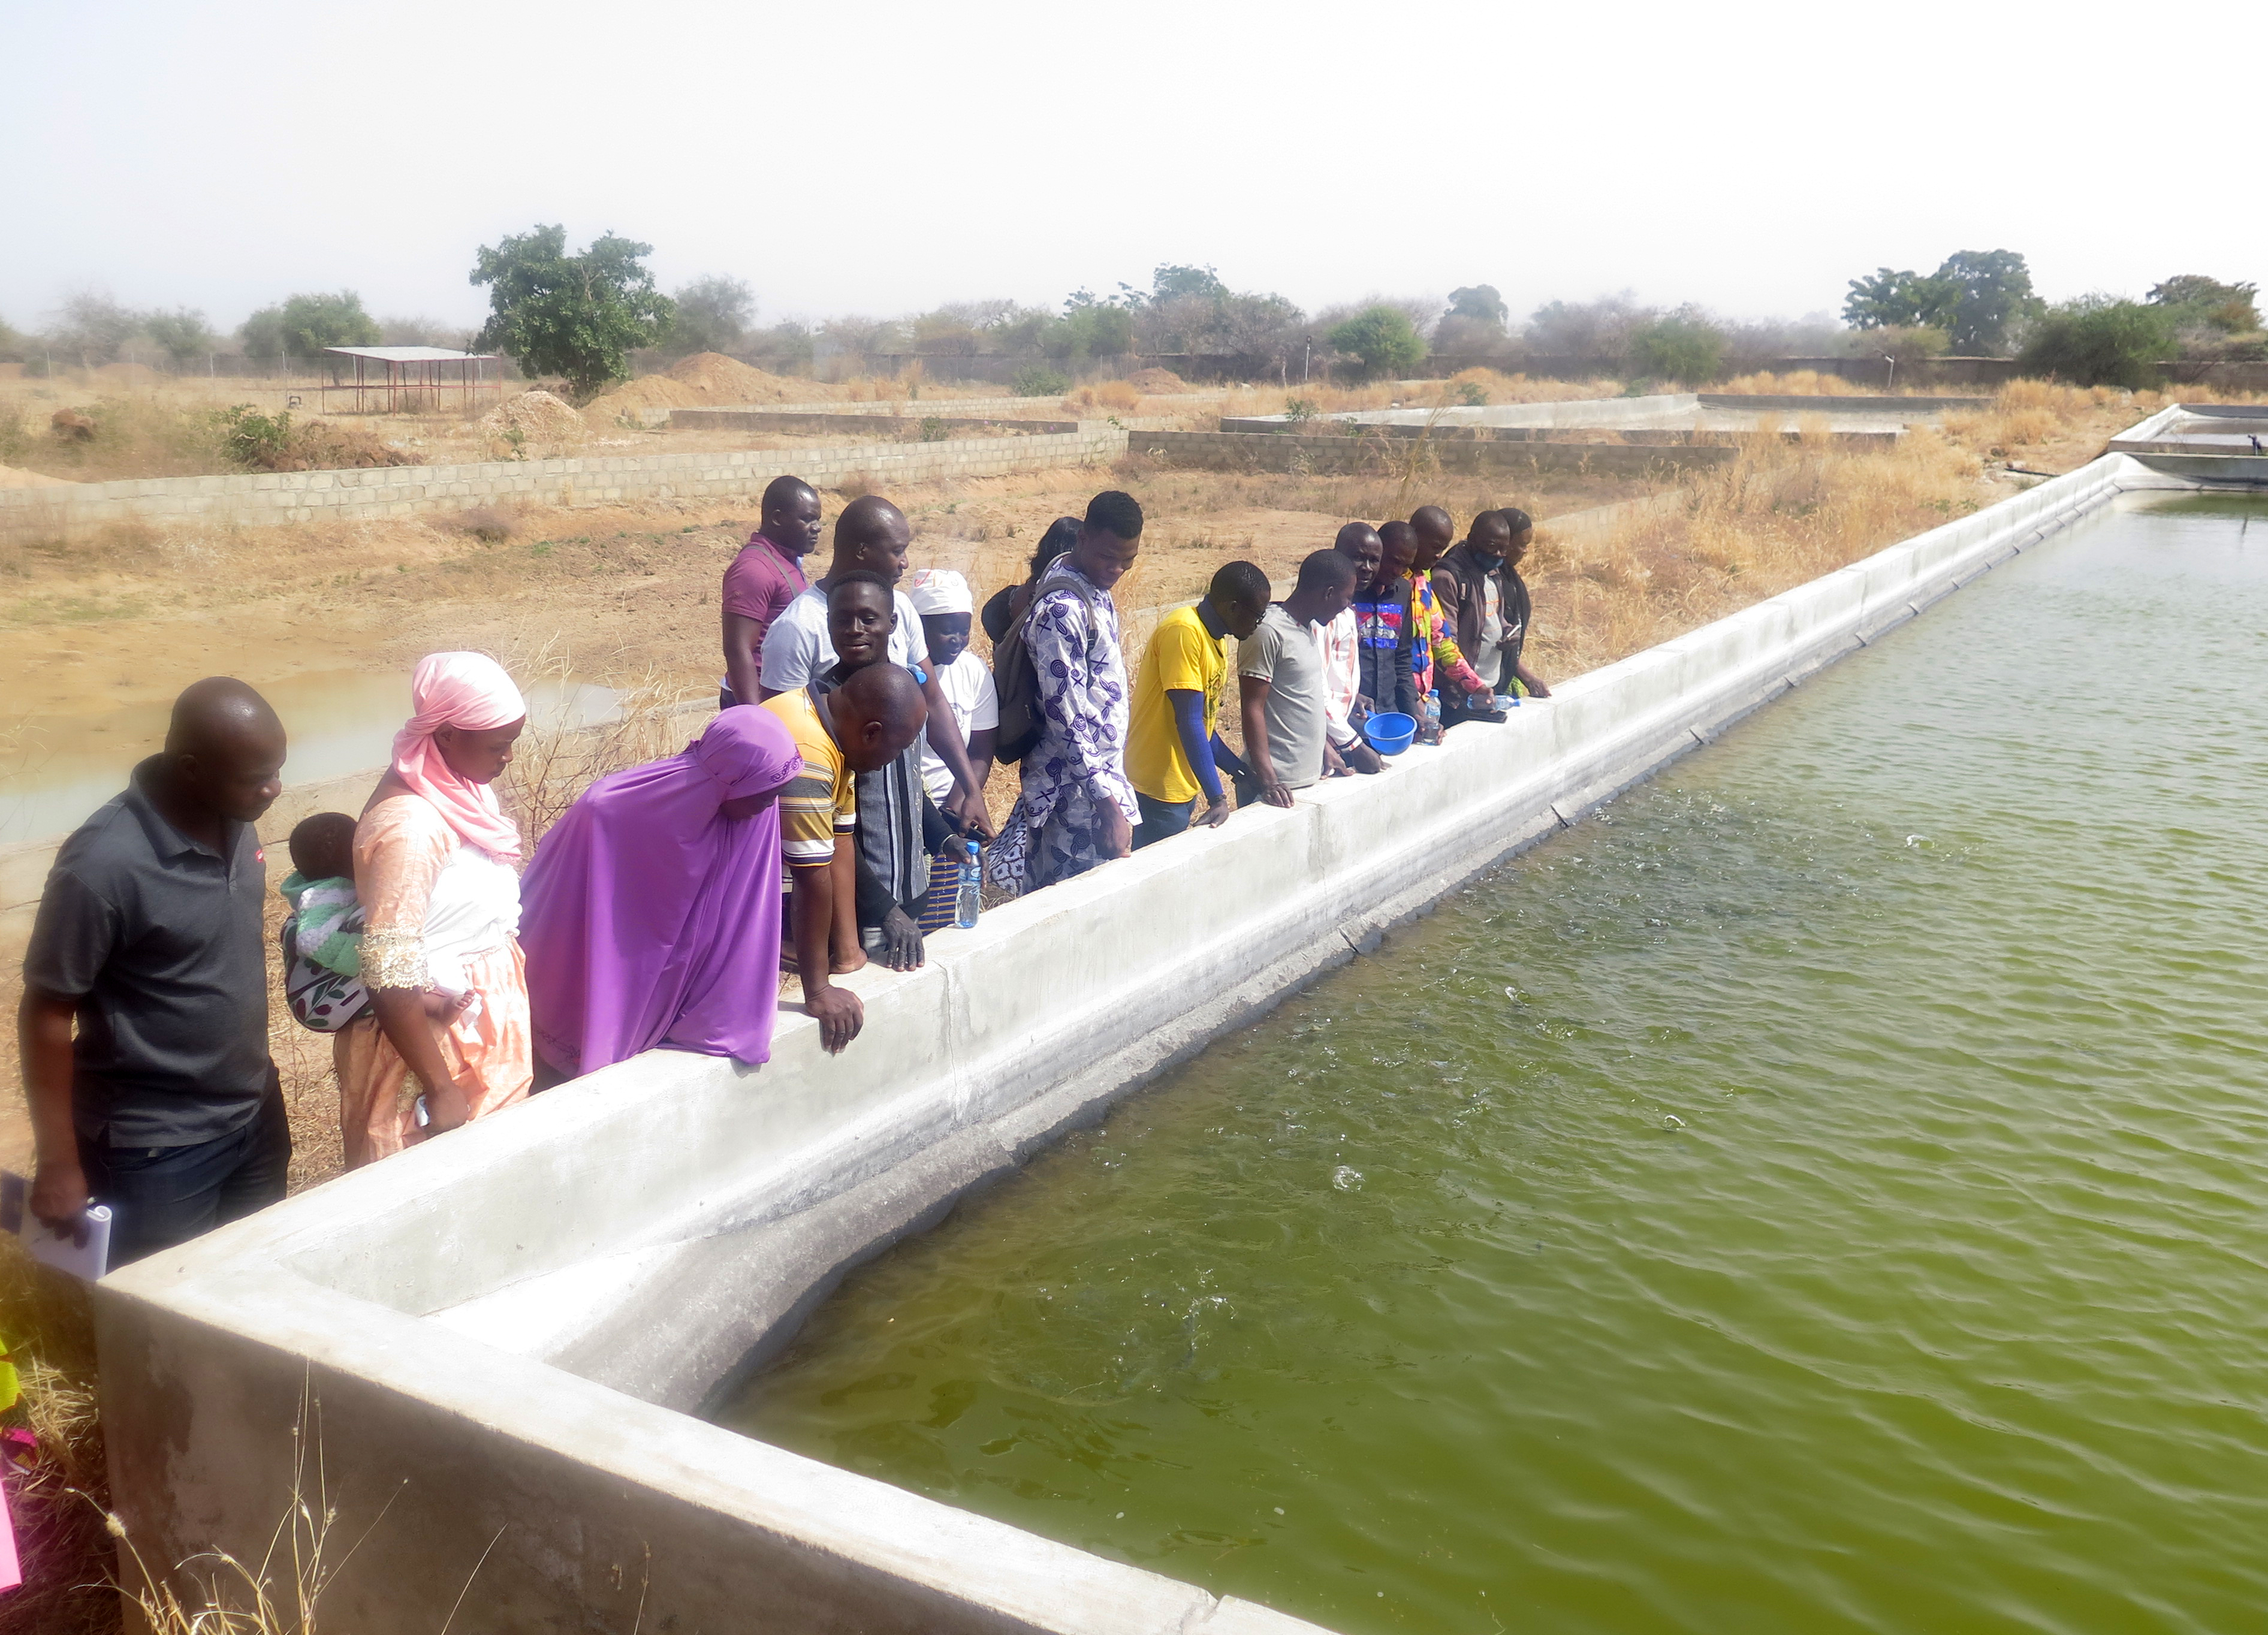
719, 491, 2268, 1634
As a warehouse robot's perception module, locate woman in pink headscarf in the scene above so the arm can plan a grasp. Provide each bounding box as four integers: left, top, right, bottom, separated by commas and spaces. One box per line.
341, 652, 532, 1167
518, 705, 799, 1079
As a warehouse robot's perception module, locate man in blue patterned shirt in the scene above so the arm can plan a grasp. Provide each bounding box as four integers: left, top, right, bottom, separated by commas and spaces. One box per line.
993, 491, 1145, 892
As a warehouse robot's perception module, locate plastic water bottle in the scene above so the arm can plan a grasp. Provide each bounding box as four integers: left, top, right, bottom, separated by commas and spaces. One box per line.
954, 837, 982, 929
1423, 690, 1441, 724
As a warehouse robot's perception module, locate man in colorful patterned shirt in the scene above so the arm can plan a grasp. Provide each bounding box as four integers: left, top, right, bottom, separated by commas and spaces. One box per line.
993, 491, 1146, 891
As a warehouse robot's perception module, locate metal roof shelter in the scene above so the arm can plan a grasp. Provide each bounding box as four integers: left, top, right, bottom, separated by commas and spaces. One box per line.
321, 345, 505, 414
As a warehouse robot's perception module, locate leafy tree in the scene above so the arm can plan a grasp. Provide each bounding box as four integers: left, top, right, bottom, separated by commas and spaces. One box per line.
1012, 364, 1070, 397
379, 315, 472, 348
145, 307, 216, 369
239, 306, 287, 363
1148, 264, 1228, 305
49, 291, 145, 366
668, 275, 756, 355
1525, 294, 1652, 358
1843, 266, 1950, 331
1841, 324, 1949, 371
2146, 274, 2261, 334
1445, 285, 1509, 330
1932, 250, 2040, 354
910, 307, 984, 355
471, 225, 675, 403
277, 290, 381, 357
1844, 251, 2038, 354
1212, 291, 1303, 366
1627, 307, 1727, 385
1327, 304, 1426, 379
747, 319, 816, 374
0, 313, 27, 362
2017, 297, 2176, 388
1054, 301, 1136, 361
982, 304, 1054, 354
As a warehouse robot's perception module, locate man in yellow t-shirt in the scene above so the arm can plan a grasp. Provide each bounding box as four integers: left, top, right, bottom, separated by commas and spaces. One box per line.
1126, 560, 1272, 848
758, 663, 927, 1055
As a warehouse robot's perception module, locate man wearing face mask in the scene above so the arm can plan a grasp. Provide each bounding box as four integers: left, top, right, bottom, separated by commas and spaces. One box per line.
1431, 508, 1552, 726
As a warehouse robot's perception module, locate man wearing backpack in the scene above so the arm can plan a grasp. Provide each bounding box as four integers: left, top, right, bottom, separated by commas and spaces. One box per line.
989, 491, 1144, 892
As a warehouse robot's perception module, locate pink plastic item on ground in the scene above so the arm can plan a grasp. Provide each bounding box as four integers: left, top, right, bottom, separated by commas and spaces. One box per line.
0, 1471, 21, 1594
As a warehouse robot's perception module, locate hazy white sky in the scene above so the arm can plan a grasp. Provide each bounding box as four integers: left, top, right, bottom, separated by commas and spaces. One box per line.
4, 1, 2257, 336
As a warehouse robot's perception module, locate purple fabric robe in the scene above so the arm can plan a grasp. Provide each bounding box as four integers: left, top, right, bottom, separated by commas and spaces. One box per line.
520, 706, 798, 1077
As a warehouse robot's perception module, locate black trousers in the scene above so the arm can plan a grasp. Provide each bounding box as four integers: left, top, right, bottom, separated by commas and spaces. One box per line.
83, 1080, 292, 1267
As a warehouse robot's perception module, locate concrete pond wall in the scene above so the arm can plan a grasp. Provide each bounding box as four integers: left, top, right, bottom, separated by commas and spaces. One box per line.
96, 451, 2201, 1633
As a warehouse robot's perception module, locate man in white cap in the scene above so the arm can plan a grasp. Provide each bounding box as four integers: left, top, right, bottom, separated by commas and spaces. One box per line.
905, 568, 998, 930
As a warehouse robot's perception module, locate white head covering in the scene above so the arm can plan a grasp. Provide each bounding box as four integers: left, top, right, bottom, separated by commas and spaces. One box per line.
904, 568, 974, 616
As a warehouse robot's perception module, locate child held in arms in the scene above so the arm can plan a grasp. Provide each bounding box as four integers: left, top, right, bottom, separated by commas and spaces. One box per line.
904, 569, 998, 930
279, 812, 473, 1034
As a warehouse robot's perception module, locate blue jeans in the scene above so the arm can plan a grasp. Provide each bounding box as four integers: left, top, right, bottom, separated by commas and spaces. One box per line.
83, 1083, 292, 1267
1132, 792, 1195, 850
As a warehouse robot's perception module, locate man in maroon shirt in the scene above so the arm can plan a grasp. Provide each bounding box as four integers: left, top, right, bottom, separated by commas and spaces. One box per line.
721, 475, 825, 706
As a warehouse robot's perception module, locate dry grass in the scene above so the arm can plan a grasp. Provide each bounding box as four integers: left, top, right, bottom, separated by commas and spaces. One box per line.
494, 635, 712, 849
0, 1239, 115, 1634
1717, 370, 1877, 397
1525, 423, 1986, 678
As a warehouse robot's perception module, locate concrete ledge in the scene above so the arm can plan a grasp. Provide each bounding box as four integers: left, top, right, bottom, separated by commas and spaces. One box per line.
1139, 427, 1735, 476
1695, 392, 1990, 412
98, 447, 2188, 1632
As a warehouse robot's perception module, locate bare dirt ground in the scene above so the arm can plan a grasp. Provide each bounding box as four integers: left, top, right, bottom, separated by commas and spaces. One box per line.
0, 453, 1660, 1176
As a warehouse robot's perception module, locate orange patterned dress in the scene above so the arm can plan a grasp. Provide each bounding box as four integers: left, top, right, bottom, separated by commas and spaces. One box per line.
337, 792, 532, 1167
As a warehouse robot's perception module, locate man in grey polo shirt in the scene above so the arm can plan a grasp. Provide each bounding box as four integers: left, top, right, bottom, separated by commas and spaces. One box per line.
21, 677, 290, 1267
1234, 549, 1359, 808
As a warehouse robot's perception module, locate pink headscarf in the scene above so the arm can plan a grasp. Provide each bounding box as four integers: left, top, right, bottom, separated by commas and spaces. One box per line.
392, 652, 527, 860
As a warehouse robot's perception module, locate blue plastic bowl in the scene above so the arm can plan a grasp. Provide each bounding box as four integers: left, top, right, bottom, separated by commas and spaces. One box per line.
1364, 711, 1418, 756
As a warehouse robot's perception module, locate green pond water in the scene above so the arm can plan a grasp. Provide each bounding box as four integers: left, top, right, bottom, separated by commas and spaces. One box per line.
722, 493, 2268, 1634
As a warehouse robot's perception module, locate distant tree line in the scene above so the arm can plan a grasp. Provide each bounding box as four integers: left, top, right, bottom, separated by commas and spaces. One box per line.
0, 287, 478, 376
7, 236, 2258, 398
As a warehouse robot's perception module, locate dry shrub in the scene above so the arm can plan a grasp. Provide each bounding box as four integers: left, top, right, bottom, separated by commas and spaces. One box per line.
230, 416, 420, 475
1061, 381, 1142, 415
835, 470, 875, 500
495, 636, 711, 847
0, 1240, 114, 1635
450, 505, 517, 544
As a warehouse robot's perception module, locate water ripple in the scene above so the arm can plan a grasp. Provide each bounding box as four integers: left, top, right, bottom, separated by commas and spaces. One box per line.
723, 496, 2268, 1635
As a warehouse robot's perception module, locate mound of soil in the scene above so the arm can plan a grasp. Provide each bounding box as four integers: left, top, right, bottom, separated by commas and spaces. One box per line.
582, 353, 848, 426
479, 390, 586, 443
1127, 367, 1188, 394
666, 352, 815, 402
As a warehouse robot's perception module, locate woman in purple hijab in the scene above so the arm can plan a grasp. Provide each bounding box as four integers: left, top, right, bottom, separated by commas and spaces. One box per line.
521, 705, 800, 1078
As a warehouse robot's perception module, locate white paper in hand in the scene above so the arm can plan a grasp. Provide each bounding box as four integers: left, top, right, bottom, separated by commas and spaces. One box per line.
0, 1172, 112, 1281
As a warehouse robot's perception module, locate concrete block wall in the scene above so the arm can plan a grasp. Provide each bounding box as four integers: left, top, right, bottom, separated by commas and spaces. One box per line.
669, 408, 1078, 436
0, 425, 1130, 541
1134, 427, 1736, 476
96, 447, 2183, 1635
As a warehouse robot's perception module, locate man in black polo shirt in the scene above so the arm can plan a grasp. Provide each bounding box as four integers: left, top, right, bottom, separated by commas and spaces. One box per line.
21, 677, 291, 1267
